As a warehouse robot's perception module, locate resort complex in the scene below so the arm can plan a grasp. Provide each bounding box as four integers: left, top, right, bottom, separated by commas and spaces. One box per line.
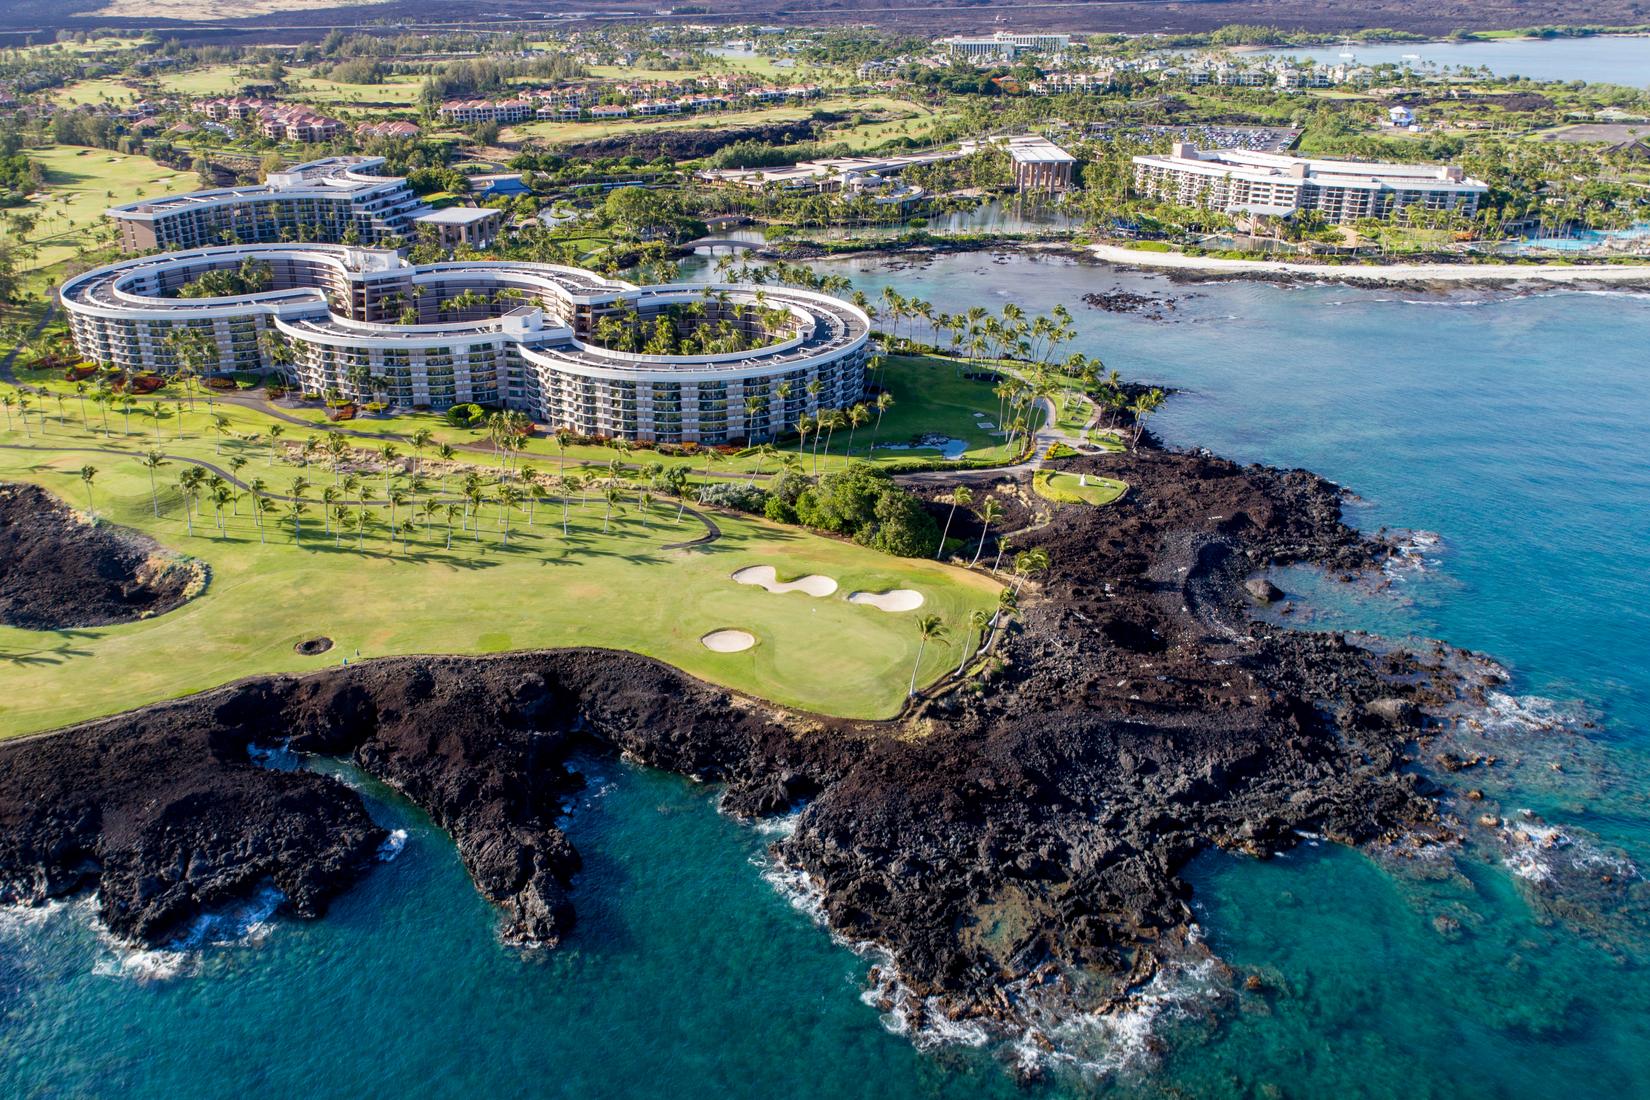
106, 156, 437, 253
1131, 143, 1488, 223
59, 244, 870, 444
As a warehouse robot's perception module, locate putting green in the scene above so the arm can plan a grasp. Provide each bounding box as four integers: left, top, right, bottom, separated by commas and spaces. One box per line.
1033, 469, 1127, 506
0, 398, 1000, 738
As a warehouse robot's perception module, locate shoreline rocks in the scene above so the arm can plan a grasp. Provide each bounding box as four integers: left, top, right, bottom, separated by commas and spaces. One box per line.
0, 445, 1477, 1049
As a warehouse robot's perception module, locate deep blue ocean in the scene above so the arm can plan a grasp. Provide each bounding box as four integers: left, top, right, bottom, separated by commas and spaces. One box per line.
5, 253, 1649, 1099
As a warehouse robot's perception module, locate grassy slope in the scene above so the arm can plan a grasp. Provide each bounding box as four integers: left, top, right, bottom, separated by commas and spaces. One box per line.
6, 146, 189, 270
0, 399, 1000, 737
10, 352, 1007, 475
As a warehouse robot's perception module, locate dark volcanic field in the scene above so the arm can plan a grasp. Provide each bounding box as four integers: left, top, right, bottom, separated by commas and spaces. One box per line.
7, 0, 1647, 40
0, 483, 202, 630
0, 446, 1489, 1046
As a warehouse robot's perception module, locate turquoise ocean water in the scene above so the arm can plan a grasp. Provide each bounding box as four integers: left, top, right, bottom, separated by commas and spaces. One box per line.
4, 253, 1649, 1098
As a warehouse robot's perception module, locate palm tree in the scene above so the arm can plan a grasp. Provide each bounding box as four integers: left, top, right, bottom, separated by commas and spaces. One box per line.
844, 403, 871, 457
868, 391, 894, 457
79, 465, 98, 517
1012, 547, 1050, 594
496, 485, 522, 545
285, 499, 309, 544
935, 485, 972, 560
387, 487, 409, 541
956, 608, 992, 674
227, 456, 248, 511
969, 498, 1003, 567
794, 413, 814, 465
142, 451, 168, 516
443, 503, 461, 549
210, 413, 231, 455
252, 493, 273, 544
379, 444, 400, 495
410, 427, 434, 472
908, 614, 949, 698
520, 466, 540, 525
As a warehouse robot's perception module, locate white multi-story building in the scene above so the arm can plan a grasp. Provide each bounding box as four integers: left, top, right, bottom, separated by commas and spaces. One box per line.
58, 245, 871, 445
940, 32, 1072, 60
107, 156, 431, 252
1131, 143, 1487, 223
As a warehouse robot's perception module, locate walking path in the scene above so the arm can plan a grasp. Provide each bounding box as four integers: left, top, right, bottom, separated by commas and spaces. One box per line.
1089, 243, 1650, 285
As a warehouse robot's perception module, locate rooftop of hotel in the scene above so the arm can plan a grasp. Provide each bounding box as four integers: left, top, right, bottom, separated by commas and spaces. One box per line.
1136, 143, 1487, 191
107, 156, 409, 219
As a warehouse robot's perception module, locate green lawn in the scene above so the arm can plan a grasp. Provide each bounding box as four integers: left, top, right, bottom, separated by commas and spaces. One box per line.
288, 68, 424, 106
55, 78, 144, 107
5, 146, 189, 270
859, 354, 1019, 463
0, 398, 1000, 737
154, 65, 254, 98
1033, 469, 1127, 506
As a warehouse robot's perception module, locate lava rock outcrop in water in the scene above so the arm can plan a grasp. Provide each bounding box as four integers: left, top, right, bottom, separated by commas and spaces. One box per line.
0, 447, 1468, 1039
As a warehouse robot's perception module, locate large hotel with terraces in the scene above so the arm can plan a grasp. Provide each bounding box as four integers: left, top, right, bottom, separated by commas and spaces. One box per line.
62, 163, 872, 445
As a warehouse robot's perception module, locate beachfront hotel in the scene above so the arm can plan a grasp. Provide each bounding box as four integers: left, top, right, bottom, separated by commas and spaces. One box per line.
940, 32, 1072, 60
1131, 143, 1488, 223
58, 245, 871, 445
106, 156, 435, 253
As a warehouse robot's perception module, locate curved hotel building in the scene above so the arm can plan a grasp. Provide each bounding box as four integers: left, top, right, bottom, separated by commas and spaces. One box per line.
59, 244, 871, 444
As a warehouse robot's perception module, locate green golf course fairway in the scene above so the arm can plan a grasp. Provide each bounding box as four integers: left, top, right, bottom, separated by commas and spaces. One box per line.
0, 413, 1001, 739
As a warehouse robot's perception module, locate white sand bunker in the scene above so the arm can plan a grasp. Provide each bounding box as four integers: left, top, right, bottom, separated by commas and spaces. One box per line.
731, 564, 838, 598
848, 589, 925, 613
701, 629, 757, 653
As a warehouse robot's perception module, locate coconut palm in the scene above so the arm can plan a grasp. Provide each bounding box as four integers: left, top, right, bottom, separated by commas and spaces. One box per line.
252, 493, 273, 544
935, 485, 972, 560
844, 402, 871, 457
956, 607, 993, 674
969, 499, 1002, 566
520, 466, 540, 525
868, 391, 894, 457
601, 485, 623, 534
496, 485, 522, 545
78, 465, 97, 516
227, 456, 248, 511
142, 451, 168, 516
410, 427, 434, 472
907, 614, 949, 698
793, 413, 814, 465
1012, 547, 1050, 593
285, 499, 308, 544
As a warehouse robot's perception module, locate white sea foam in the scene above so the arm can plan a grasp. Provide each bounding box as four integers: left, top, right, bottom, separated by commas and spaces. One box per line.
90, 884, 287, 983
1499, 811, 1638, 885
1384, 529, 1442, 575
378, 829, 409, 862
759, 851, 1221, 1078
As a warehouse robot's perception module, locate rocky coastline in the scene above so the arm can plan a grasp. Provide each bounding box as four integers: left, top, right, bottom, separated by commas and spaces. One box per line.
0, 443, 1492, 1065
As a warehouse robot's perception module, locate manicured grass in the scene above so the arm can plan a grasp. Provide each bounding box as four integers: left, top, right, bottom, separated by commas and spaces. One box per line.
288, 68, 424, 106
1033, 470, 1127, 507
0, 401, 1001, 737
859, 354, 1018, 464
153, 64, 253, 98
6, 146, 189, 270
55, 78, 143, 107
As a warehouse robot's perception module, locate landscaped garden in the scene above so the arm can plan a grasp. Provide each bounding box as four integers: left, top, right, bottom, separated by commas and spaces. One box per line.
1033, 469, 1128, 506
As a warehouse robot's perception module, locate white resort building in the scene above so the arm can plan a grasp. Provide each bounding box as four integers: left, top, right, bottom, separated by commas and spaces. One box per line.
1131, 143, 1487, 223
58, 245, 871, 445
107, 156, 435, 253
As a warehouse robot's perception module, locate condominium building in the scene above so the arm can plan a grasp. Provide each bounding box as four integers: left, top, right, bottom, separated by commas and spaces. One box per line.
1131, 143, 1487, 223
438, 98, 538, 125
106, 156, 432, 253
58, 245, 871, 445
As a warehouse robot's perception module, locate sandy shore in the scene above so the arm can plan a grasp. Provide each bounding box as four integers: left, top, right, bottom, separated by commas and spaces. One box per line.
1089, 244, 1650, 285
